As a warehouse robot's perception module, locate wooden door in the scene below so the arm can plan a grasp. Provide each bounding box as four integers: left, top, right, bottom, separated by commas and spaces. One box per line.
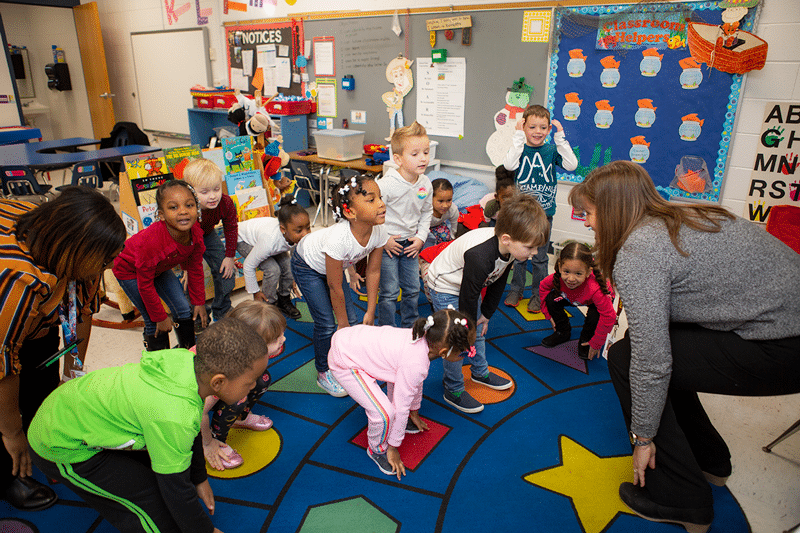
73, 2, 115, 140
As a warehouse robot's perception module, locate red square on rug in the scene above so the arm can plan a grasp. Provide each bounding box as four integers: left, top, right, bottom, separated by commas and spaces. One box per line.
350, 417, 451, 470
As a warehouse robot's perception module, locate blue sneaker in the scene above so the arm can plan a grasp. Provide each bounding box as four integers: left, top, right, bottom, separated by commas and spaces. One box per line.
367, 449, 394, 476
317, 370, 348, 397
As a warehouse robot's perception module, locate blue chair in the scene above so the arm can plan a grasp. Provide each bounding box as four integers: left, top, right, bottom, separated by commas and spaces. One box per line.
289, 160, 322, 224
56, 161, 103, 191
1, 165, 51, 197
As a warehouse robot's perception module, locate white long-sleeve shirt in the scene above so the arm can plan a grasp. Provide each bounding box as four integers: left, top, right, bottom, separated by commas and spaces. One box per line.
237, 217, 292, 294
377, 168, 433, 243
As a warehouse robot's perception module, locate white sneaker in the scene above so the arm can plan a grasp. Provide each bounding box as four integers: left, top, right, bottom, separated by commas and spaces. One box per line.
317, 370, 348, 397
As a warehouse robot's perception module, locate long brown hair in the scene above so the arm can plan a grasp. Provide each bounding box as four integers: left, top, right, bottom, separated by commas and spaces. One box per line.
14, 186, 125, 279
568, 161, 733, 281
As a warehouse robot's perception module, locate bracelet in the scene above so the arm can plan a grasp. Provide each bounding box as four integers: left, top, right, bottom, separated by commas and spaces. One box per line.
633, 438, 652, 447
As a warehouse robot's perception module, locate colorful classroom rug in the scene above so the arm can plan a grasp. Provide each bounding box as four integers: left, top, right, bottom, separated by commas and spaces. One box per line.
1, 286, 750, 533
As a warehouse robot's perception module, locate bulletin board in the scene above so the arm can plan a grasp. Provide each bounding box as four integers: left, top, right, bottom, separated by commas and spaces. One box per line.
299, 10, 551, 166
547, 2, 758, 203
225, 21, 303, 97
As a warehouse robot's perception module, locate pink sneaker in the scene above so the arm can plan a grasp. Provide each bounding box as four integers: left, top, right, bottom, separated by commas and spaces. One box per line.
233, 414, 273, 431
220, 447, 243, 469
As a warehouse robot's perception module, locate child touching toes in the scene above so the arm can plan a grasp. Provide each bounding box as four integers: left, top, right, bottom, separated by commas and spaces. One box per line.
291, 174, 388, 397
113, 180, 207, 351
538, 242, 615, 360
329, 308, 476, 479
201, 301, 286, 470
237, 196, 310, 319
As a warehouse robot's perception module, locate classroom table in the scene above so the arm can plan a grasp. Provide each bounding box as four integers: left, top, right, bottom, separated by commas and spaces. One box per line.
0, 126, 42, 145
0, 137, 158, 172
289, 151, 383, 226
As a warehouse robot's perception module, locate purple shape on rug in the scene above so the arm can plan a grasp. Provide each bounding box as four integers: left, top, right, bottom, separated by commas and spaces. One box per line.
524, 339, 587, 374
0, 519, 38, 533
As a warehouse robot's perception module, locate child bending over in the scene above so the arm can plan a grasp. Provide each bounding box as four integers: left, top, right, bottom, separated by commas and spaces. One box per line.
330, 308, 476, 479
539, 242, 615, 360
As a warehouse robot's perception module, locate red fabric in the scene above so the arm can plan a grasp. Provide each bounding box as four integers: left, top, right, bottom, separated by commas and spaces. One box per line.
766, 204, 800, 255
419, 240, 454, 264
458, 205, 484, 231
199, 194, 238, 257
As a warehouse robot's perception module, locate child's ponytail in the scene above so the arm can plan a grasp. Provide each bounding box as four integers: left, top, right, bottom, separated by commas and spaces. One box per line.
413, 308, 476, 356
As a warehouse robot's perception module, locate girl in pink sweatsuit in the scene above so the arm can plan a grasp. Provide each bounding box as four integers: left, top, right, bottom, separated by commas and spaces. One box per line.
329, 308, 476, 480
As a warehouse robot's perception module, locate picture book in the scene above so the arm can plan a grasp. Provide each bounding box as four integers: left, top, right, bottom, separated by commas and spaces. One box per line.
124, 151, 168, 180
163, 144, 202, 179
130, 174, 174, 207
232, 186, 269, 221
221, 136, 254, 173
202, 147, 226, 174
225, 169, 261, 195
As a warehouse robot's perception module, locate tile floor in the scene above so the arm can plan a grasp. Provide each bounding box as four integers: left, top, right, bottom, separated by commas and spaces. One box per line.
69, 196, 800, 533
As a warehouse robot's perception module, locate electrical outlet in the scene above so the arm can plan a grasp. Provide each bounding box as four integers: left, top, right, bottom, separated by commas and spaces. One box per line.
209, 48, 216, 61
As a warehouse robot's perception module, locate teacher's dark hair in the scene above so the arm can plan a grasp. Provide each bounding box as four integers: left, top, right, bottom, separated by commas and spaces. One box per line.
569, 160, 733, 282
14, 186, 126, 279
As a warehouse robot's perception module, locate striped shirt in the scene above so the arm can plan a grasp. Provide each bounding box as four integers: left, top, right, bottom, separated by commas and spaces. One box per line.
0, 199, 100, 377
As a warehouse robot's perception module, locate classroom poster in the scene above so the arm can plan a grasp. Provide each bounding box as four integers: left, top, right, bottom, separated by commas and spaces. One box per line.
162, 0, 215, 27
548, 3, 756, 203
744, 102, 800, 224
416, 57, 466, 138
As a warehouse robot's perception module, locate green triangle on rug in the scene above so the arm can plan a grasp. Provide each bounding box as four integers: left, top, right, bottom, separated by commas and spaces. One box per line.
270, 360, 325, 393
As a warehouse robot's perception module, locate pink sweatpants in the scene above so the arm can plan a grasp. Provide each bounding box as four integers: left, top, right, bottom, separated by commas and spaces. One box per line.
331, 366, 396, 454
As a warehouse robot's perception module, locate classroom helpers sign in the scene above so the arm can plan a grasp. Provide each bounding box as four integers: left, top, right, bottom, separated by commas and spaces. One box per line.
744, 102, 800, 224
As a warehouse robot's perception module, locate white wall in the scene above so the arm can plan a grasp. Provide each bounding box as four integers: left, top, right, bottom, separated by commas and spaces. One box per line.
63, 0, 800, 243
0, 3, 94, 141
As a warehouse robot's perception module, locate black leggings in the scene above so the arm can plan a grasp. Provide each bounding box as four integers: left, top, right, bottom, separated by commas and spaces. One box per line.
543, 290, 600, 344
209, 368, 271, 442
608, 324, 800, 509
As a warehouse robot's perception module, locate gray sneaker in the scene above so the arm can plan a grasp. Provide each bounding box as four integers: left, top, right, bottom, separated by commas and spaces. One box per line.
471, 371, 512, 390
405, 419, 422, 434
443, 389, 484, 413
367, 449, 394, 476
317, 370, 348, 397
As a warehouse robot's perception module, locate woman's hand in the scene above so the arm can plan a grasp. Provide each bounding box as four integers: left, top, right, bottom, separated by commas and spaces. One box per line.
632, 441, 656, 487
193, 305, 209, 328
195, 479, 215, 515
156, 316, 173, 335
386, 446, 406, 481
409, 410, 429, 432
2, 428, 31, 478
220, 257, 236, 279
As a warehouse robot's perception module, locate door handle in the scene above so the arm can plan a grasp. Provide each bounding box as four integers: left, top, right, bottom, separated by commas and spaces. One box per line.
99, 92, 115, 98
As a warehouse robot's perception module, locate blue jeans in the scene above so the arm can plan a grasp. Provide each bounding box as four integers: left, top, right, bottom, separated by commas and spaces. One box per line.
291, 252, 358, 373
204, 231, 235, 320
378, 242, 420, 328
118, 272, 193, 335
428, 289, 488, 393
508, 215, 552, 297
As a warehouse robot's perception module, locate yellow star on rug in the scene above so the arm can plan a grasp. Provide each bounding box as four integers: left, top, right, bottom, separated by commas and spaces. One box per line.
523, 435, 635, 533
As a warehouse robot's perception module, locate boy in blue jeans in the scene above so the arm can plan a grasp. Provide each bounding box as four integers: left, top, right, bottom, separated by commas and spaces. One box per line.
502, 104, 577, 312
183, 159, 238, 323
427, 195, 549, 413
377, 122, 433, 327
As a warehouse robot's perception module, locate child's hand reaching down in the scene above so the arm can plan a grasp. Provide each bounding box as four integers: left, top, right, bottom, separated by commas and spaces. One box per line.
387, 446, 406, 480
204, 439, 238, 471
409, 410, 429, 432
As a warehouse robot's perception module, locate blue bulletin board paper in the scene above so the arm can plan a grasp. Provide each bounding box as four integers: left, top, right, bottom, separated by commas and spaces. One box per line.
547, 2, 757, 203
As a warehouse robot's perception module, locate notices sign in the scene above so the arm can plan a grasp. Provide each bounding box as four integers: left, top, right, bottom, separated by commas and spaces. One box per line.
744, 102, 800, 224
416, 57, 466, 138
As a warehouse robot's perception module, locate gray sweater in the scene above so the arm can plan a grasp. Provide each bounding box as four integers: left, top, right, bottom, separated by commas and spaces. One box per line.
614, 215, 800, 438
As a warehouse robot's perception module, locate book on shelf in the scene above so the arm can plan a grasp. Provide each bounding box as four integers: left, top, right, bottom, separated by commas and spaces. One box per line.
163, 144, 203, 179
221, 136, 254, 173
123, 151, 168, 181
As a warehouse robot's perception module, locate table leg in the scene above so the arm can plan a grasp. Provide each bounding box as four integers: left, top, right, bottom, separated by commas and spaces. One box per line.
322, 165, 332, 226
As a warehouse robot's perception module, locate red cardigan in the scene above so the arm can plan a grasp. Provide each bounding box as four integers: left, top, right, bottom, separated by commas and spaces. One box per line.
199, 194, 238, 258
112, 221, 206, 323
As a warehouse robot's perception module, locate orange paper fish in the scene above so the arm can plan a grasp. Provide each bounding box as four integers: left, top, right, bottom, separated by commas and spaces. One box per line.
600, 55, 620, 69
565, 92, 583, 105
679, 57, 701, 69
637, 99, 656, 110
682, 113, 704, 126
595, 100, 614, 111
569, 49, 587, 60
630, 136, 650, 146
642, 48, 664, 60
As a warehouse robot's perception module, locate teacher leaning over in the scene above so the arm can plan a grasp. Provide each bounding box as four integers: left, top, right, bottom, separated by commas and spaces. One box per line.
569, 160, 800, 533
0, 187, 125, 511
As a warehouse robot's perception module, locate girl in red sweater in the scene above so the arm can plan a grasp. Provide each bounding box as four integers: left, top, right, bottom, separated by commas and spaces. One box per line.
113, 180, 208, 351
538, 242, 615, 360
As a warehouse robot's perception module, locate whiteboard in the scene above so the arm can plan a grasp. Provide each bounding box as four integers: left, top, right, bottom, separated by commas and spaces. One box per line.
131, 28, 211, 136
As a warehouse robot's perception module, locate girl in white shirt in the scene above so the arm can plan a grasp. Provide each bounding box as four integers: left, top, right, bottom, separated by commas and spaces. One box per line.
290, 175, 388, 397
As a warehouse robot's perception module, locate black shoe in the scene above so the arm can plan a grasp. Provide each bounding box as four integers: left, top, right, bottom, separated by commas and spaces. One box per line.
470, 371, 512, 390
619, 482, 713, 533
143, 332, 170, 352
2, 476, 58, 511
443, 388, 484, 413
276, 294, 302, 320
405, 419, 422, 434
541, 330, 571, 348
578, 343, 590, 360
174, 318, 196, 349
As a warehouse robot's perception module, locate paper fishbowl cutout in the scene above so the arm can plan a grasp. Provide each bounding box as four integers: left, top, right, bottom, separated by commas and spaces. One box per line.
635, 99, 657, 128
567, 49, 587, 77
562, 92, 583, 121
600, 55, 620, 88
639, 48, 663, 77
679, 113, 704, 141
629, 136, 651, 163
679, 57, 704, 89
594, 100, 614, 129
